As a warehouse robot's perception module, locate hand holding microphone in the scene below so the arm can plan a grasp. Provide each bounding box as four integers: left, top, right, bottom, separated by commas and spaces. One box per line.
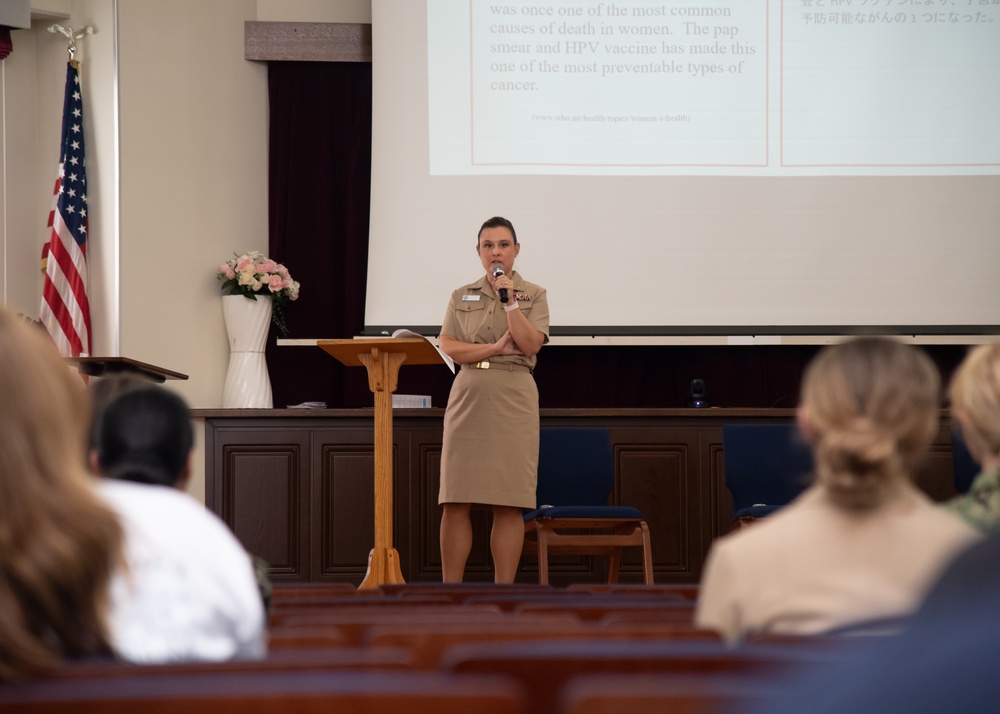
491, 264, 509, 304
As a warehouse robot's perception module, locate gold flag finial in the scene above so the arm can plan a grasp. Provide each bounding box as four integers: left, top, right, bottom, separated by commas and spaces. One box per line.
47, 24, 97, 61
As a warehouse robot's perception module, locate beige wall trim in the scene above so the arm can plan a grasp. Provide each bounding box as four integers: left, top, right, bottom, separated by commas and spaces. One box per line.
244, 21, 371, 62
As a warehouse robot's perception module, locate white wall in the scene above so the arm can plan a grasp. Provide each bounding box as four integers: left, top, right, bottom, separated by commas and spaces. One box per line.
1, 26, 40, 319
117, 0, 269, 409
257, 0, 371, 23
1, 0, 372, 501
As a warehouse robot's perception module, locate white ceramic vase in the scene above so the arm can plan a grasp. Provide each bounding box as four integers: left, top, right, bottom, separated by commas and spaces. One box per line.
222, 294, 274, 408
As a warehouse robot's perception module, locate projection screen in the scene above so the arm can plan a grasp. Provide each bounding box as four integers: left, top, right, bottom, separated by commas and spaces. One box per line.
364, 0, 1000, 340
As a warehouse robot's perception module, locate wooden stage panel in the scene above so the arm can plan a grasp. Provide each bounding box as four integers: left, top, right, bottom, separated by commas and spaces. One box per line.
200, 409, 961, 585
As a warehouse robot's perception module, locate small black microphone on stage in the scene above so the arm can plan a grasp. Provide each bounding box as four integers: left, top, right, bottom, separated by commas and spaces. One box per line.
492, 264, 509, 303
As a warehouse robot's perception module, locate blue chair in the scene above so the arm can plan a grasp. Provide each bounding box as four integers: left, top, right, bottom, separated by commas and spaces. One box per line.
951, 425, 979, 495
522, 428, 654, 585
721, 424, 814, 529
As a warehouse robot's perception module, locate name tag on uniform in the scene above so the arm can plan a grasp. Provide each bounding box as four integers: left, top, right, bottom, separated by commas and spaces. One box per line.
461, 295, 481, 302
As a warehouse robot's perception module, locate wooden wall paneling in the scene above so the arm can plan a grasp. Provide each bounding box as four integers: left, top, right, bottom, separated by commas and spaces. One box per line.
613, 430, 692, 582
313, 427, 384, 583
201, 410, 963, 585
707, 431, 731, 539
404, 425, 446, 582
206, 423, 308, 580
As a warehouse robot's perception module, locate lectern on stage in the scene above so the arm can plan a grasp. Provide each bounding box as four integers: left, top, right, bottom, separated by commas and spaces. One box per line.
317, 338, 448, 589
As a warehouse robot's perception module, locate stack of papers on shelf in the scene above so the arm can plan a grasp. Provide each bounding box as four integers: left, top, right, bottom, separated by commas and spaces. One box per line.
392, 394, 433, 408
287, 401, 327, 409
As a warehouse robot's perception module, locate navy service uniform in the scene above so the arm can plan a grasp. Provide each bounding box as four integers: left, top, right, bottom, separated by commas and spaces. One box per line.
438, 271, 549, 508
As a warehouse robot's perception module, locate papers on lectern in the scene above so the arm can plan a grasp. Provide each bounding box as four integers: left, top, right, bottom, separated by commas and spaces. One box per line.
391, 329, 455, 373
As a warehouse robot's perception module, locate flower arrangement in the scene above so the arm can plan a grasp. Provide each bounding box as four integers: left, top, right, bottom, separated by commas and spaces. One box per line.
216, 251, 300, 336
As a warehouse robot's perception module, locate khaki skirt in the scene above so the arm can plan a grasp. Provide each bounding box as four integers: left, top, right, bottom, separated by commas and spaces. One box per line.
438, 367, 539, 509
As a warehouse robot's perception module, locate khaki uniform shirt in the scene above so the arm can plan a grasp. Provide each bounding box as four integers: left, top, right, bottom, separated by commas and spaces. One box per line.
696, 483, 981, 644
440, 271, 550, 367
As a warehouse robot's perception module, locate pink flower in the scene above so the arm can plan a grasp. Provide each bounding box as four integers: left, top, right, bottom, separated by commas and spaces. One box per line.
216, 251, 299, 336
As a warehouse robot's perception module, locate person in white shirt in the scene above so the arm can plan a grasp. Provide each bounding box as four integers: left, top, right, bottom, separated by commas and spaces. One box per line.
90, 385, 266, 662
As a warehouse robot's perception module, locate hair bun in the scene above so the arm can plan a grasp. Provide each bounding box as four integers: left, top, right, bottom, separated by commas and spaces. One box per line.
816, 418, 900, 510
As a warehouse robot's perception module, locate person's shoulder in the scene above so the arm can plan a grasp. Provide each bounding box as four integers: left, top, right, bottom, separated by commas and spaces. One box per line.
925, 501, 984, 540
98, 479, 239, 541
97, 477, 171, 508
98, 478, 193, 508
511, 272, 544, 291
710, 494, 820, 560
960, 467, 1000, 501
511, 276, 547, 305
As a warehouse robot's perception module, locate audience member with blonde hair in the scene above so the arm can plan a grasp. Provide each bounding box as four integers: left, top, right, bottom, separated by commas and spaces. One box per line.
0, 310, 124, 681
944, 343, 1000, 533
696, 337, 981, 644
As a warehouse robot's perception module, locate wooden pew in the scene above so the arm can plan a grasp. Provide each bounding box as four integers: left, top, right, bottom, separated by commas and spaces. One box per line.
266, 626, 349, 649
566, 582, 700, 601
268, 593, 454, 617
512, 597, 697, 623
0, 670, 528, 713
44, 646, 414, 680
268, 583, 361, 601
377, 582, 559, 603
365, 619, 721, 670
270, 606, 514, 646
458, 591, 694, 615
442, 639, 843, 714
559, 672, 784, 714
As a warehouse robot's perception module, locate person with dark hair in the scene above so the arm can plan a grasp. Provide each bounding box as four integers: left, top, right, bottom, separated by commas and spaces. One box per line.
86, 374, 148, 464
90, 384, 267, 662
437, 216, 550, 582
94, 386, 194, 488
0, 309, 124, 681
696, 337, 981, 644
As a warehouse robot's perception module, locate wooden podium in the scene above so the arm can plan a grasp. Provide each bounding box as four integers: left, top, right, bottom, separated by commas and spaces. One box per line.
317, 338, 448, 589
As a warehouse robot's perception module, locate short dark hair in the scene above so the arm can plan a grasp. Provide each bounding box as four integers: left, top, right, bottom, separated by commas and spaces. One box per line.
88, 375, 148, 452
95, 386, 194, 488
478, 216, 517, 245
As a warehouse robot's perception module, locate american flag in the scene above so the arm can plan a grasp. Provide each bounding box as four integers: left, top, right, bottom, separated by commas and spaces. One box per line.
40, 60, 92, 358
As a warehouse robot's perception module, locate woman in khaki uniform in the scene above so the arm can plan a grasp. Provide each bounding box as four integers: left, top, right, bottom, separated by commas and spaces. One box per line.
438, 216, 549, 583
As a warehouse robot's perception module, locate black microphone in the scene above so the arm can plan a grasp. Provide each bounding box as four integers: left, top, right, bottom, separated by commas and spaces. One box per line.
492, 264, 509, 303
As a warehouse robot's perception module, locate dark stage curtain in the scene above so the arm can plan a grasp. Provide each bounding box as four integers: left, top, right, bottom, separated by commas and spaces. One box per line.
265, 61, 374, 408
265, 62, 968, 410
